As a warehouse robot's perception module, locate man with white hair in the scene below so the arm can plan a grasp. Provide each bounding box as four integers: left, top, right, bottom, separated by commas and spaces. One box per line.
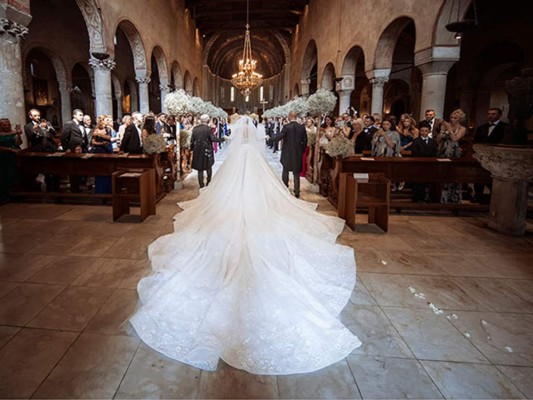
190, 114, 224, 188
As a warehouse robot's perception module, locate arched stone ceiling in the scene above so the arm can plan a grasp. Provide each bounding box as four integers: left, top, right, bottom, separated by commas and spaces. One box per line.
185, 0, 308, 79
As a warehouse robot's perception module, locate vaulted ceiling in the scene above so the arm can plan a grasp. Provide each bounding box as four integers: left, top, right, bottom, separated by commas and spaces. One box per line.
184, 0, 309, 79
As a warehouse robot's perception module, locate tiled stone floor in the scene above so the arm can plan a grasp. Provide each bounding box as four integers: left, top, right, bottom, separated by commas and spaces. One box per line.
0, 160, 532, 398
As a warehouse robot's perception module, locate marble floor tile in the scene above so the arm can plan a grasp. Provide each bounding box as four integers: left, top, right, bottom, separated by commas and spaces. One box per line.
383, 307, 489, 363
347, 355, 443, 399
85, 288, 138, 336
0, 229, 52, 253
454, 277, 533, 313
54, 205, 112, 222
356, 248, 446, 275
424, 250, 500, 277
71, 258, 149, 288
472, 253, 533, 279
421, 360, 525, 399
197, 361, 278, 399
341, 304, 414, 358
0, 325, 20, 348
67, 234, 121, 258
277, 360, 360, 399
26, 255, 98, 285
29, 233, 86, 256
0, 253, 57, 282
27, 285, 114, 331
408, 275, 490, 311
115, 343, 201, 399
101, 234, 155, 259
0, 283, 64, 326
497, 365, 533, 398
0, 328, 78, 399
359, 273, 428, 309
446, 311, 533, 366
349, 278, 377, 306
0, 281, 18, 299
33, 332, 139, 399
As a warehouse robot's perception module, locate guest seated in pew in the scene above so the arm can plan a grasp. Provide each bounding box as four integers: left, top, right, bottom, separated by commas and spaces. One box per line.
411, 122, 437, 202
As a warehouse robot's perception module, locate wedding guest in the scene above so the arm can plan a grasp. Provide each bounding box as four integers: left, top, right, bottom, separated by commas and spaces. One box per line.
438, 108, 467, 203
120, 112, 144, 154
0, 118, 22, 203
61, 109, 86, 152
473, 107, 508, 202
371, 116, 400, 158
419, 109, 443, 138
117, 115, 132, 146
25, 109, 57, 152
397, 113, 419, 153
91, 115, 113, 154
411, 121, 437, 202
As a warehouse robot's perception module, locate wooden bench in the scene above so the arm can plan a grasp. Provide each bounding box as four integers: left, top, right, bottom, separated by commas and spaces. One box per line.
331, 156, 492, 214
12, 151, 167, 203
338, 173, 390, 232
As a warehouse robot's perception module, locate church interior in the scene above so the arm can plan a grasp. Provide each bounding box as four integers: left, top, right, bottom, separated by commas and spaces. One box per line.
0, 0, 532, 398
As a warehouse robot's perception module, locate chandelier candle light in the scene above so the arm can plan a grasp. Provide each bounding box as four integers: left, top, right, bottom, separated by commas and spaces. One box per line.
231, 0, 262, 96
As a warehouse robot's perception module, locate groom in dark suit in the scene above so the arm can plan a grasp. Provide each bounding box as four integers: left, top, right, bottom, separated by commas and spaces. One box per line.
274, 111, 307, 198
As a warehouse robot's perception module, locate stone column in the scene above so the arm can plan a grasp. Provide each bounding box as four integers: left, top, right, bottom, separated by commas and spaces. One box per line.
159, 84, 169, 113
89, 57, 115, 117
300, 80, 310, 97
473, 144, 533, 235
0, 18, 29, 127
115, 93, 123, 119
136, 74, 151, 115
57, 80, 72, 125
283, 63, 291, 100
337, 90, 353, 115
417, 61, 455, 121
370, 77, 388, 116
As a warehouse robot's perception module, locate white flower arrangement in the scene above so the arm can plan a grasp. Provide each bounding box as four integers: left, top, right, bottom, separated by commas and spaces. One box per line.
307, 89, 337, 116
143, 133, 167, 154
165, 89, 191, 116
325, 134, 353, 158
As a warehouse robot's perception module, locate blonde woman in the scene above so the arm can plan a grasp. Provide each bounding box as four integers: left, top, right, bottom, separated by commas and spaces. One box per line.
438, 108, 467, 203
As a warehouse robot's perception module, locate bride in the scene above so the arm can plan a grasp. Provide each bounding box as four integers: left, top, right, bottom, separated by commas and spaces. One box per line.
130, 115, 361, 375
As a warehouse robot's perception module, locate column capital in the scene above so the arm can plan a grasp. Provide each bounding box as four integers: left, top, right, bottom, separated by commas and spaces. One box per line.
338, 75, 355, 91
136, 75, 151, 84
0, 18, 29, 42
370, 76, 389, 88
89, 57, 116, 71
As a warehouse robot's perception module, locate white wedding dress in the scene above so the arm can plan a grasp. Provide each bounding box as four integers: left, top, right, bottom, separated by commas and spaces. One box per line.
130, 116, 361, 375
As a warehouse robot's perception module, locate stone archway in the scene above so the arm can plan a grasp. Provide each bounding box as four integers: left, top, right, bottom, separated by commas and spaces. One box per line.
151, 46, 169, 112
321, 63, 336, 91
171, 61, 184, 89
193, 78, 200, 97
340, 46, 365, 114
374, 17, 413, 70
75, 0, 108, 54
22, 44, 71, 125
115, 19, 148, 75
116, 19, 149, 113
301, 40, 317, 96
184, 71, 193, 94
434, 0, 474, 46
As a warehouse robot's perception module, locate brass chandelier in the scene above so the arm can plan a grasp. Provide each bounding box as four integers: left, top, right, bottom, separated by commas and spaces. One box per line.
231, 0, 263, 96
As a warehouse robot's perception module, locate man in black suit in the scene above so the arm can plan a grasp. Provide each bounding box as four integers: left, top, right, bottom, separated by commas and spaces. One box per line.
265, 117, 275, 149
411, 121, 437, 202
419, 109, 443, 139
473, 107, 508, 202
273, 111, 307, 198
190, 114, 224, 188
24, 109, 57, 152
473, 107, 508, 144
120, 111, 144, 154
357, 115, 378, 153
60, 109, 86, 152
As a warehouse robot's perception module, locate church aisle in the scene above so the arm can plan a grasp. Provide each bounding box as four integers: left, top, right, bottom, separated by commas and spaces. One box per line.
0, 178, 531, 399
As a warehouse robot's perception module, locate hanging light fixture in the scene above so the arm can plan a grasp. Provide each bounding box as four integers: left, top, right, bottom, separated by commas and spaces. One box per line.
231, 0, 263, 96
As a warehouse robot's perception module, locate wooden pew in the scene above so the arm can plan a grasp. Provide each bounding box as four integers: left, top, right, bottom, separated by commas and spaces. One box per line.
13, 151, 168, 202
332, 156, 492, 213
